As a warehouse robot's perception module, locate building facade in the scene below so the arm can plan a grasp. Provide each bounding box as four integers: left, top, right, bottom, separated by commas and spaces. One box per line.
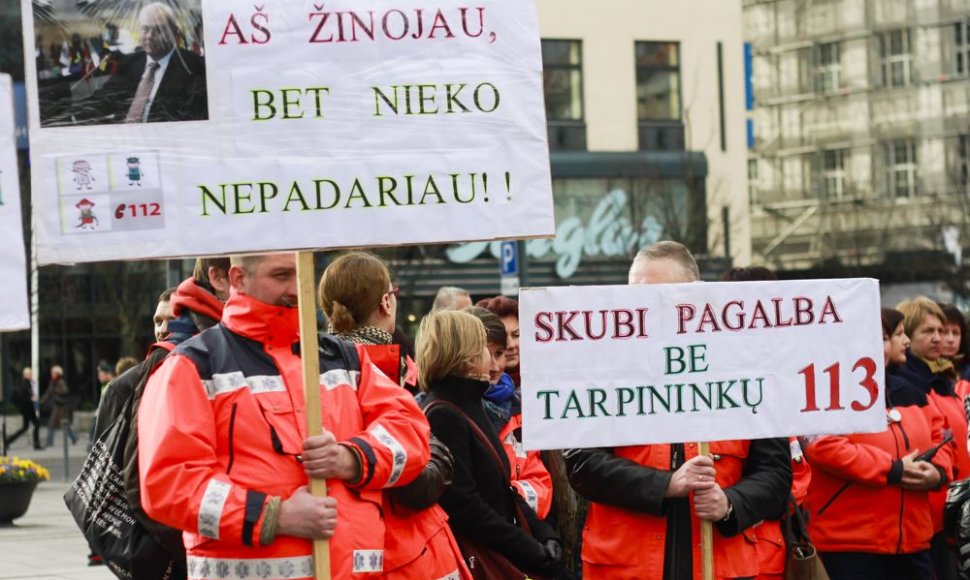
389, 0, 750, 311
745, 0, 970, 285
0, 0, 750, 404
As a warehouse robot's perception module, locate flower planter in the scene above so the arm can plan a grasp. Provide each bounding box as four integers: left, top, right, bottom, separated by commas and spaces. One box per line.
0, 480, 39, 524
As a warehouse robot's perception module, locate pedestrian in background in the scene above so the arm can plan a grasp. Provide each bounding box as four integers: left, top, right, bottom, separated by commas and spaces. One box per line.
41, 364, 77, 447
4, 367, 42, 450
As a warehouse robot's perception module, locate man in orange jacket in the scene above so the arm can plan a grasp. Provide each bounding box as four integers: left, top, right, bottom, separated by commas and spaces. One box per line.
138, 253, 432, 579
564, 242, 792, 580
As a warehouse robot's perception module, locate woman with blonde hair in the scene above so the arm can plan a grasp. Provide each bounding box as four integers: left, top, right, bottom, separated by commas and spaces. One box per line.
895, 296, 968, 580
418, 310, 562, 578
319, 252, 469, 580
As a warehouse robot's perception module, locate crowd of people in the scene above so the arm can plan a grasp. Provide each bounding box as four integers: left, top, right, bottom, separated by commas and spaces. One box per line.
14, 241, 970, 580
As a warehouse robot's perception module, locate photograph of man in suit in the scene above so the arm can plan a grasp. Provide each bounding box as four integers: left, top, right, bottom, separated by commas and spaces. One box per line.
49, 2, 208, 126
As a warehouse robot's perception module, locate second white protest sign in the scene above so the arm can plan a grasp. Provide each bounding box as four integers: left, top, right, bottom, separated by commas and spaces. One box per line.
518, 278, 885, 450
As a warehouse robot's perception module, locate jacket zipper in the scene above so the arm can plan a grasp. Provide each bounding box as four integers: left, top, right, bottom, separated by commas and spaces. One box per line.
817, 481, 851, 516
226, 403, 238, 475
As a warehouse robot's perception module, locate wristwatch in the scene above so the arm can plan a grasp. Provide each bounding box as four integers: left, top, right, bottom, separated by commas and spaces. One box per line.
720, 500, 734, 522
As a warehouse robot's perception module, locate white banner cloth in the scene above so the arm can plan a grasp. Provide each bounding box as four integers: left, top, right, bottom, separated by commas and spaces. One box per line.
519, 279, 885, 450
22, 0, 553, 264
0, 74, 30, 331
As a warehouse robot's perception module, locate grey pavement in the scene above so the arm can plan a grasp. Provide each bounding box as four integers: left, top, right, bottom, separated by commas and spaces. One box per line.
1, 422, 116, 580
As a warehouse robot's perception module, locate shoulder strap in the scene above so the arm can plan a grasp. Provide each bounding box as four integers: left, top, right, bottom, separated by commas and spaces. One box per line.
425, 399, 510, 486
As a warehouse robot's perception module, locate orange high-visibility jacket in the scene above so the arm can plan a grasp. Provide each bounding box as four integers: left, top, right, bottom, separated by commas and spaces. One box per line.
138, 294, 431, 579
497, 412, 553, 519
802, 399, 947, 555
579, 440, 774, 580
359, 343, 470, 580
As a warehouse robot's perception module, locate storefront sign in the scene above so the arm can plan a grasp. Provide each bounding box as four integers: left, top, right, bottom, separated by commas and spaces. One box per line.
447, 188, 664, 278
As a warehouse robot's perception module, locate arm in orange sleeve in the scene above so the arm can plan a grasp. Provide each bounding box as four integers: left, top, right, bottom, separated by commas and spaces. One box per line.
802, 434, 899, 487
512, 450, 554, 519
137, 355, 268, 546
340, 347, 431, 491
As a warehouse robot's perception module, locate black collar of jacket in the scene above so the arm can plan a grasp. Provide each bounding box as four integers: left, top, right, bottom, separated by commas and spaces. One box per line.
429, 375, 490, 403
895, 352, 956, 397
884, 370, 929, 407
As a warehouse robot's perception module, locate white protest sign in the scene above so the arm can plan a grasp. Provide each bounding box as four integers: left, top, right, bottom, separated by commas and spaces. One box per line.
22, 0, 554, 264
0, 74, 30, 331
519, 279, 885, 450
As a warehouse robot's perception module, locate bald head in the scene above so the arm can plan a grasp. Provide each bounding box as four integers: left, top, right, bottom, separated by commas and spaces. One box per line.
629, 241, 699, 285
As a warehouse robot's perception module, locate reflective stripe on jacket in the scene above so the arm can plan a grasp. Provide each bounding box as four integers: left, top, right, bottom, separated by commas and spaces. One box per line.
138, 294, 430, 579
498, 412, 553, 519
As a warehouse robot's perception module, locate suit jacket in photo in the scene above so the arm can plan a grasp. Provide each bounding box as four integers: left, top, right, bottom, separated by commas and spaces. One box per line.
77, 48, 208, 124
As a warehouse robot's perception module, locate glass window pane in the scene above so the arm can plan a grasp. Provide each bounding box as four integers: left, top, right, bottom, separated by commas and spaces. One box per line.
542, 40, 580, 66
636, 42, 678, 67
637, 69, 680, 120
544, 69, 583, 121
890, 31, 903, 55
891, 62, 905, 86
956, 22, 963, 46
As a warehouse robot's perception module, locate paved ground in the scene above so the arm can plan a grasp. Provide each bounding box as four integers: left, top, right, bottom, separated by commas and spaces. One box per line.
1, 424, 115, 580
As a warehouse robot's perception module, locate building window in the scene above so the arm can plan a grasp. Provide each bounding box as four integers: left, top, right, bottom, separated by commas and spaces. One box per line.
956, 19, 970, 76
542, 39, 586, 151
879, 29, 913, 88
821, 149, 847, 198
635, 41, 684, 151
885, 140, 918, 198
816, 42, 841, 94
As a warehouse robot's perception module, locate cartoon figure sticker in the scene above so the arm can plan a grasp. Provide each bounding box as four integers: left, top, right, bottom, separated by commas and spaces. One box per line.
72, 160, 95, 191
74, 198, 99, 229
126, 157, 143, 186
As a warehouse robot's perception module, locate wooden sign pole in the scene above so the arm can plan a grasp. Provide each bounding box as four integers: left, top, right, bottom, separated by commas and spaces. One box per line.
698, 441, 714, 580
295, 251, 331, 580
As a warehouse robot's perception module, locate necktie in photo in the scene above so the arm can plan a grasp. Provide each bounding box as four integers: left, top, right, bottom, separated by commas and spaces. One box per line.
125, 61, 159, 123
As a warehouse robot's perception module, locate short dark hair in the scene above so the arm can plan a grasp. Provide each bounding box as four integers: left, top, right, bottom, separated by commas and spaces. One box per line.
193, 257, 230, 292
882, 308, 905, 337
938, 303, 969, 359
463, 306, 507, 348
158, 287, 176, 303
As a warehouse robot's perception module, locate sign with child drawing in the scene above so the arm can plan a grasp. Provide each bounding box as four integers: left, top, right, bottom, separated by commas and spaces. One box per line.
22, 0, 554, 264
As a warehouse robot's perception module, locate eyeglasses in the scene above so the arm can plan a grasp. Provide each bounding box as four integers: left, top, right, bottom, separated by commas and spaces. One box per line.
387, 287, 400, 298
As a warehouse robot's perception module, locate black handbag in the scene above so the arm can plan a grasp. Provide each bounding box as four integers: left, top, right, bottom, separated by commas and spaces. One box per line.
64, 395, 184, 580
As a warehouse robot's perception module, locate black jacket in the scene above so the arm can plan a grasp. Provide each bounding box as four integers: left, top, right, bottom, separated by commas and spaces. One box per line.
71, 48, 207, 125
565, 438, 791, 580
423, 375, 561, 576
